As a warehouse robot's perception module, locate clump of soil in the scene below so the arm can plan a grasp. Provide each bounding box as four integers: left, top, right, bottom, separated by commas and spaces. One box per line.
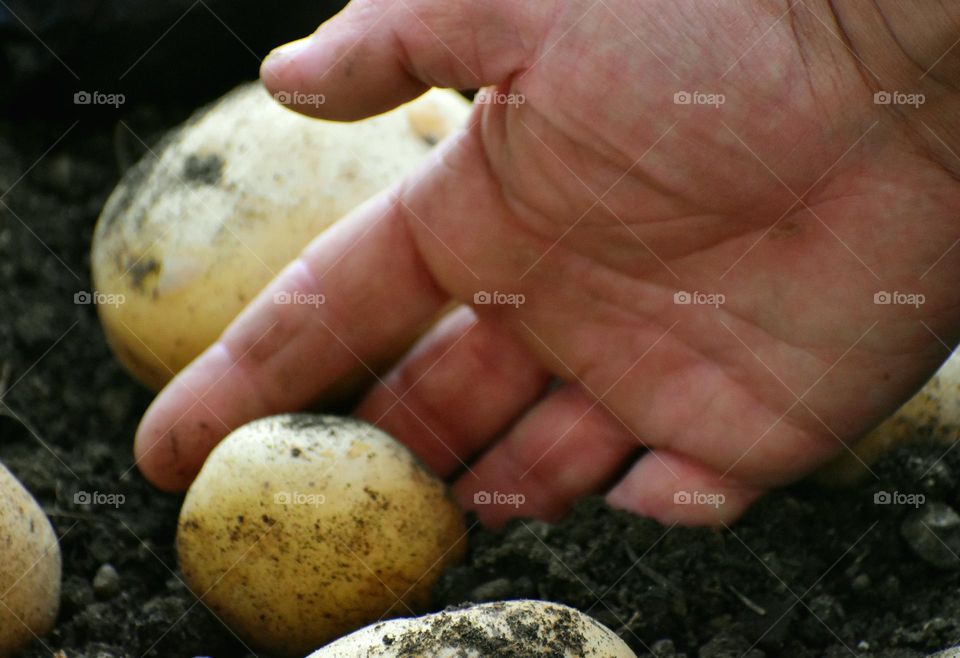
369, 602, 593, 657
2, 105, 960, 658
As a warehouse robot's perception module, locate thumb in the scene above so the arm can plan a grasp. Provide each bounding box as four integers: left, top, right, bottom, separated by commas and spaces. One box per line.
260, 0, 544, 120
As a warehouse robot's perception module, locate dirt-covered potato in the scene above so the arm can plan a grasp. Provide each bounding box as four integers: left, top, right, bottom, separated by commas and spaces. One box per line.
92, 83, 471, 390
307, 600, 638, 658
176, 414, 466, 656
819, 350, 960, 484
0, 462, 61, 656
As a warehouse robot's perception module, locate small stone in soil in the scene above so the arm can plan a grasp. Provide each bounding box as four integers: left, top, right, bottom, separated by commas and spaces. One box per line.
92, 563, 120, 599
901, 502, 960, 570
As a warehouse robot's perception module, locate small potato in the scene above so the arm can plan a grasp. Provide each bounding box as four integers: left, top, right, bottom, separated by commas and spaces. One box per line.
176, 414, 466, 656
819, 350, 960, 484
0, 462, 60, 656
92, 83, 471, 390
308, 600, 638, 658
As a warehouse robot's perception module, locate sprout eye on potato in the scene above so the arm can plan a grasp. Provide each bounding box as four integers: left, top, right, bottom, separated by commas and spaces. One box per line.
176, 414, 466, 656
92, 84, 470, 390
308, 600, 638, 658
0, 462, 61, 656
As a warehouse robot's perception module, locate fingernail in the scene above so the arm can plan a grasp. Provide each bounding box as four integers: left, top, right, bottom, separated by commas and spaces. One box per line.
262, 37, 312, 71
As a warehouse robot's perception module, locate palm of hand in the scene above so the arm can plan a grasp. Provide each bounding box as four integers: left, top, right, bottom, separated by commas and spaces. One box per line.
394, 0, 960, 521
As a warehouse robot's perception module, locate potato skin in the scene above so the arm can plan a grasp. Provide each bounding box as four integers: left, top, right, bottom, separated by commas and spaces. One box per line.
176, 414, 466, 656
92, 84, 471, 390
0, 463, 61, 656
308, 600, 638, 658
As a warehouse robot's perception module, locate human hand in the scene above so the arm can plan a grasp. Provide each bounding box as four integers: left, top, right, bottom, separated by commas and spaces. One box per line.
134, 0, 960, 525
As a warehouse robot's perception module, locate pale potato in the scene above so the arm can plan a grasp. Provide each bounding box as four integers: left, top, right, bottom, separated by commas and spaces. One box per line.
0, 462, 60, 656
176, 414, 466, 656
307, 600, 638, 658
819, 349, 960, 484
92, 83, 471, 390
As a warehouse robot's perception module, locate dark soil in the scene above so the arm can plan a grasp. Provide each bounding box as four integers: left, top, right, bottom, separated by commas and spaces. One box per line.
439, 443, 960, 658
2, 58, 960, 658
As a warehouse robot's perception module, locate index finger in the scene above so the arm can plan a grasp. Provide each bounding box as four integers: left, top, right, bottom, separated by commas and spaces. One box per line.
133, 186, 448, 491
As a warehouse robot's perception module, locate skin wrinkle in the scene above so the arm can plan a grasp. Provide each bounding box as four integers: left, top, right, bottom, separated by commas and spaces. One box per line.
561, 241, 945, 462
475, 124, 917, 426
390, 4, 473, 91
391, 28, 432, 92
786, 12, 866, 133
493, 104, 728, 262
642, 314, 820, 444
528, 61, 857, 228
462, 1, 529, 84
454, 108, 583, 279
511, 111, 608, 216
786, 1, 812, 72
553, 110, 707, 219
507, 15, 685, 203
820, 0, 881, 92
390, 0, 527, 90
506, 179, 877, 346
210, 336, 277, 412
873, 0, 960, 91
825, 1, 960, 181
872, 3, 928, 76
